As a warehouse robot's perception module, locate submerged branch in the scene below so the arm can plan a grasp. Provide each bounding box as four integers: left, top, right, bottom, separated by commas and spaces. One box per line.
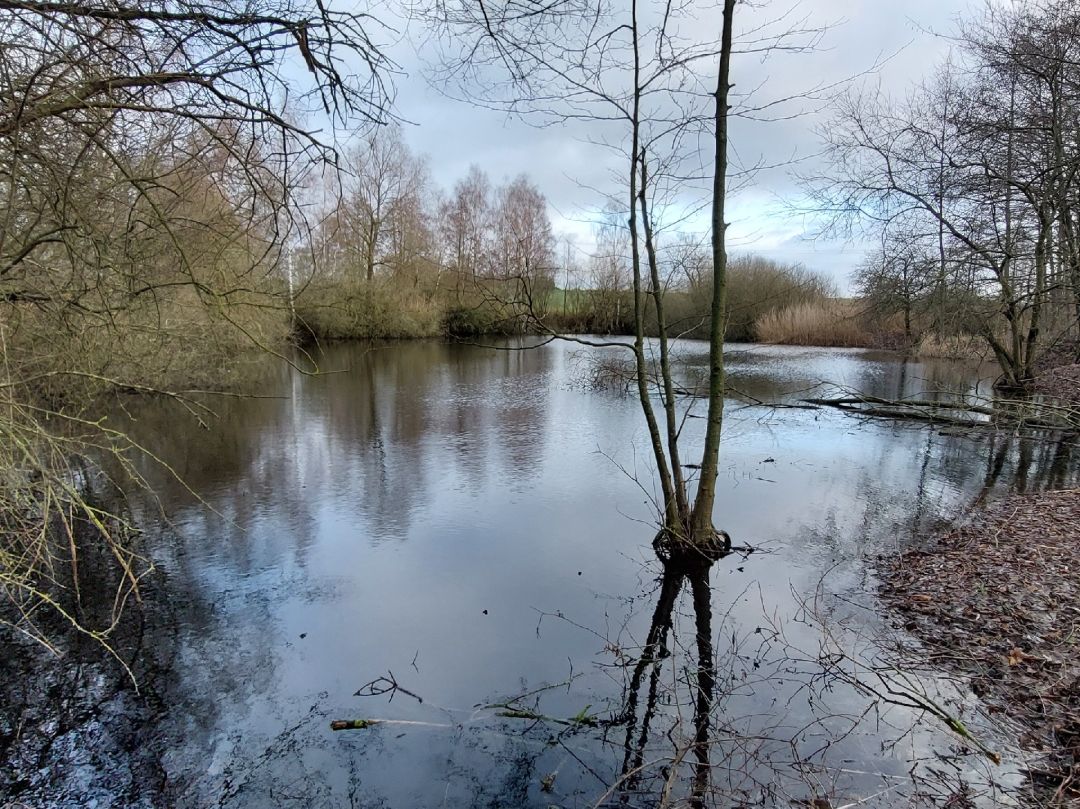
804, 394, 1078, 431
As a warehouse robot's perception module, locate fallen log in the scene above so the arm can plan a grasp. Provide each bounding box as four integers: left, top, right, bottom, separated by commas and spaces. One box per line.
803, 396, 1075, 431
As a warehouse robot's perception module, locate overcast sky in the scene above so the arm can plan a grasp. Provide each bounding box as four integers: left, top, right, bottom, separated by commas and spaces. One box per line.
344, 0, 976, 292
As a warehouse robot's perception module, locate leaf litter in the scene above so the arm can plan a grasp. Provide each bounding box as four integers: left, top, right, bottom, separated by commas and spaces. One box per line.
881, 488, 1080, 802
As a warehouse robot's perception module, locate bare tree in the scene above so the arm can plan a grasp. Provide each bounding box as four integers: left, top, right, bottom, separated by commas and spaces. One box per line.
416, 3, 738, 799
384, 157, 440, 290
439, 164, 494, 300
322, 126, 426, 283
492, 173, 556, 287
854, 227, 941, 344
585, 202, 632, 332
961, 0, 1080, 350
427, 0, 826, 558
810, 0, 1080, 386
0, 0, 394, 651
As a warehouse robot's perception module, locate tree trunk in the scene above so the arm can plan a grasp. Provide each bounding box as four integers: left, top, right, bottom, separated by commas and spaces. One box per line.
627, 0, 679, 529
640, 152, 689, 522
689, 0, 735, 542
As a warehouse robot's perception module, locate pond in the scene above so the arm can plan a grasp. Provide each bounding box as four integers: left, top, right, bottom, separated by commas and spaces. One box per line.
111, 340, 1079, 807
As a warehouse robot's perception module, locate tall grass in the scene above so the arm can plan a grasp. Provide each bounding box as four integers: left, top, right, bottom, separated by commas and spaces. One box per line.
754, 300, 873, 347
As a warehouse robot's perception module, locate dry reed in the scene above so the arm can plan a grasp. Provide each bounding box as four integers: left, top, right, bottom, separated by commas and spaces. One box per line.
753, 300, 872, 348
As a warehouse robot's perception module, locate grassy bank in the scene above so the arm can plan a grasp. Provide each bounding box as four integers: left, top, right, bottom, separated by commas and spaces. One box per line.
294, 279, 444, 341
289, 280, 995, 362
287, 254, 994, 359
293, 279, 550, 342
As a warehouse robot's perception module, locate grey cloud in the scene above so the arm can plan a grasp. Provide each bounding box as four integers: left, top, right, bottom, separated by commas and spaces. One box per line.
364, 0, 966, 288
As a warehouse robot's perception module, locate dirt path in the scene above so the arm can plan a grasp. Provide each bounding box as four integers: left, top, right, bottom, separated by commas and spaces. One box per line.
881, 488, 1080, 803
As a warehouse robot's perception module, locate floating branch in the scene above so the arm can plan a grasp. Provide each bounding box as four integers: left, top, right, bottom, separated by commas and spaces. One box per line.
330, 719, 380, 731
354, 670, 424, 703
493, 705, 601, 728
330, 718, 453, 731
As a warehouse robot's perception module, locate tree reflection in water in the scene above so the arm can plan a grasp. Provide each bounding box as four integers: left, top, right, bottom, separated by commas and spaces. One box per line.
156, 534, 1016, 809
613, 554, 718, 808
97, 341, 1068, 808
325, 540, 1004, 809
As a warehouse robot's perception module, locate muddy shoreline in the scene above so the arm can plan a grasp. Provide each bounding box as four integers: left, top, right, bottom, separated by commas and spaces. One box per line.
0, 577, 174, 808
881, 487, 1080, 803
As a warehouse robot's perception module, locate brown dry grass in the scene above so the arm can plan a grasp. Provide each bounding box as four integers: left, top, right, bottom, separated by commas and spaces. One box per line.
1035, 364, 1080, 407
753, 299, 873, 347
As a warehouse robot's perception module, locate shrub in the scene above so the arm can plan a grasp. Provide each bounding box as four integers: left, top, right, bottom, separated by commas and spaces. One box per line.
663, 256, 837, 342
912, 332, 991, 361
442, 304, 506, 337
294, 279, 443, 341
4, 286, 292, 407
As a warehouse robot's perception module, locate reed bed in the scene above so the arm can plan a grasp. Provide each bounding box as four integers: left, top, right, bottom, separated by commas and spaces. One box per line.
753, 300, 872, 348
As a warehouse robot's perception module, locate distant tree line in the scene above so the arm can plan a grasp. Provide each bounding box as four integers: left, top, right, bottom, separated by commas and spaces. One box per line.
294, 126, 558, 338
292, 125, 842, 345
566, 219, 838, 343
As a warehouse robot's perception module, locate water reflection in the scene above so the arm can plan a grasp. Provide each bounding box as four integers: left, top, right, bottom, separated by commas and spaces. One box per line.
102, 340, 1079, 807
615, 556, 717, 808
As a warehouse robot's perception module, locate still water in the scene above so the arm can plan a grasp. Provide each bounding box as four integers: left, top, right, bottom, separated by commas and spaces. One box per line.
119, 340, 1077, 807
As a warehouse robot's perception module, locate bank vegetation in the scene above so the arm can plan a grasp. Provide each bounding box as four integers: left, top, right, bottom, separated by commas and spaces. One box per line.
0, 0, 391, 649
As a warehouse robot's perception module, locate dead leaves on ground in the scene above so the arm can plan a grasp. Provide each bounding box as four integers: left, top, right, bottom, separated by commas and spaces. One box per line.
881, 488, 1080, 799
